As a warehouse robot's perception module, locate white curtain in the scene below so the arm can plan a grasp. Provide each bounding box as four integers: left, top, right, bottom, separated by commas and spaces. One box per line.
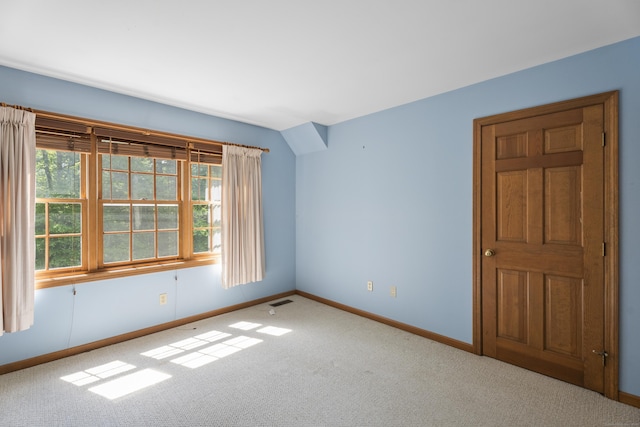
221, 145, 265, 288
0, 107, 36, 335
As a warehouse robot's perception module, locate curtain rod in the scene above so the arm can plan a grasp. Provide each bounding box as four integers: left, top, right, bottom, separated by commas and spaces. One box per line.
1, 101, 269, 153
0, 102, 34, 112
219, 141, 271, 153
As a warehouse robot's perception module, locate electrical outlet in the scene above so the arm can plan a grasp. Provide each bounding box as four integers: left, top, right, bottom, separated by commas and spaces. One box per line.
367, 281, 373, 292
390, 286, 397, 298
159, 293, 168, 305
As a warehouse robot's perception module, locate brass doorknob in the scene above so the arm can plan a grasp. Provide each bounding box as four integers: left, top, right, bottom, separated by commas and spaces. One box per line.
484, 249, 496, 257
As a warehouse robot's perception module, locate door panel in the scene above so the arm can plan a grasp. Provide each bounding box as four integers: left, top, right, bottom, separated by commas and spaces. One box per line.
496, 269, 528, 343
496, 133, 527, 159
545, 166, 582, 245
544, 274, 582, 357
496, 171, 527, 242
545, 124, 583, 153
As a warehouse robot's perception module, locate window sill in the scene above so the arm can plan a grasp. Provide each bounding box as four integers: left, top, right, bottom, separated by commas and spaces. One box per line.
35, 257, 220, 289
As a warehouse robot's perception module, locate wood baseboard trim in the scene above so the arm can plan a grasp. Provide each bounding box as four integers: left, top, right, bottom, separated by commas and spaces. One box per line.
295, 290, 474, 353
619, 391, 640, 409
0, 290, 295, 375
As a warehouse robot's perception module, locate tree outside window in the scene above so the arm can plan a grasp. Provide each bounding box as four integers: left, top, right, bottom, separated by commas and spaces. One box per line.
35, 149, 84, 271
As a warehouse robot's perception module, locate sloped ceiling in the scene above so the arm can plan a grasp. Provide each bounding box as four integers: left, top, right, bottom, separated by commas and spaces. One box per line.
1, 1, 639, 131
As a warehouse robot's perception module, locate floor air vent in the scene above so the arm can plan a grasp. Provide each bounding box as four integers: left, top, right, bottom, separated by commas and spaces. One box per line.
269, 299, 293, 307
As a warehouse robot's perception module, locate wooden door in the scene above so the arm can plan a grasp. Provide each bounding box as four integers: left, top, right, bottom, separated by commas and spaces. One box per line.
474, 93, 618, 397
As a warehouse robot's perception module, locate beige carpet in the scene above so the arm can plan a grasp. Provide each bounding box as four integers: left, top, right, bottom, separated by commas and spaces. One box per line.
0, 295, 638, 426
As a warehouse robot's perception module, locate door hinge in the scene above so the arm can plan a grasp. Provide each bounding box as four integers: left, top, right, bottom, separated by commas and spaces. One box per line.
602, 132, 606, 147
602, 242, 606, 257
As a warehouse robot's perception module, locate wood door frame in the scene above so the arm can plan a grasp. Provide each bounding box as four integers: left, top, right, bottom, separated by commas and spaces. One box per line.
472, 91, 619, 400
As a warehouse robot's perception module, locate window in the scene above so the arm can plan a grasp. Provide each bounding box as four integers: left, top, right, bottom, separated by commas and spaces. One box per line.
191, 163, 222, 255
34, 114, 227, 287
100, 155, 181, 266
35, 149, 86, 272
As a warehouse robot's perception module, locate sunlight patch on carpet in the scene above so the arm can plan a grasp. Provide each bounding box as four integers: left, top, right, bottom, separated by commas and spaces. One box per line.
195, 330, 233, 342
169, 351, 218, 369
61, 323, 290, 399
61, 361, 136, 386
170, 335, 264, 368
88, 369, 171, 400
257, 326, 292, 336
141, 331, 232, 360
229, 321, 262, 330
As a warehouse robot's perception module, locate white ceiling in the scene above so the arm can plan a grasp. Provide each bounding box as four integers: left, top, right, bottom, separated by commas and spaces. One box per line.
1, 1, 639, 131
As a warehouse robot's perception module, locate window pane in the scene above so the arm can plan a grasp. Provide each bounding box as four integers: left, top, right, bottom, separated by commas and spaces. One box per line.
193, 229, 210, 253
210, 165, 222, 179
191, 164, 208, 177
212, 204, 221, 227
36, 150, 81, 199
191, 178, 207, 201
157, 159, 176, 174
102, 154, 128, 170
158, 205, 178, 230
131, 157, 153, 172
192, 204, 209, 228
131, 174, 154, 200
156, 176, 177, 200
133, 232, 155, 260
102, 171, 129, 199
36, 203, 46, 235
211, 180, 221, 201
158, 231, 178, 257
49, 203, 82, 234
104, 234, 130, 263
104, 204, 130, 232
101, 171, 110, 198
35, 238, 45, 270
212, 229, 221, 253
49, 236, 81, 269
133, 205, 155, 231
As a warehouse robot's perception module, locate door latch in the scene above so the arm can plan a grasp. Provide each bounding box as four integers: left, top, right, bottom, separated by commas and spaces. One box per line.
592, 350, 608, 366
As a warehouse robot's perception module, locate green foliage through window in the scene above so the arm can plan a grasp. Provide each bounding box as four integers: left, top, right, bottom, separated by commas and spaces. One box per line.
35, 120, 227, 281
35, 149, 83, 271
191, 164, 221, 254
101, 156, 180, 265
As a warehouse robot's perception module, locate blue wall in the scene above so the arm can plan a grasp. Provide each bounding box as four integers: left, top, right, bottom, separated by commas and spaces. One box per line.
0, 66, 296, 365
295, 36, 640, 396
1, 36, 639, 398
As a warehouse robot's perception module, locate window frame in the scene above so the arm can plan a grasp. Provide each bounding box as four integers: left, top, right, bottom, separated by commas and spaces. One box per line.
190, 162, 222, 258
34, 112, 231, 289
98, 154, 183, 268
35, 192, 88, 273
35, 144, 88, 276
